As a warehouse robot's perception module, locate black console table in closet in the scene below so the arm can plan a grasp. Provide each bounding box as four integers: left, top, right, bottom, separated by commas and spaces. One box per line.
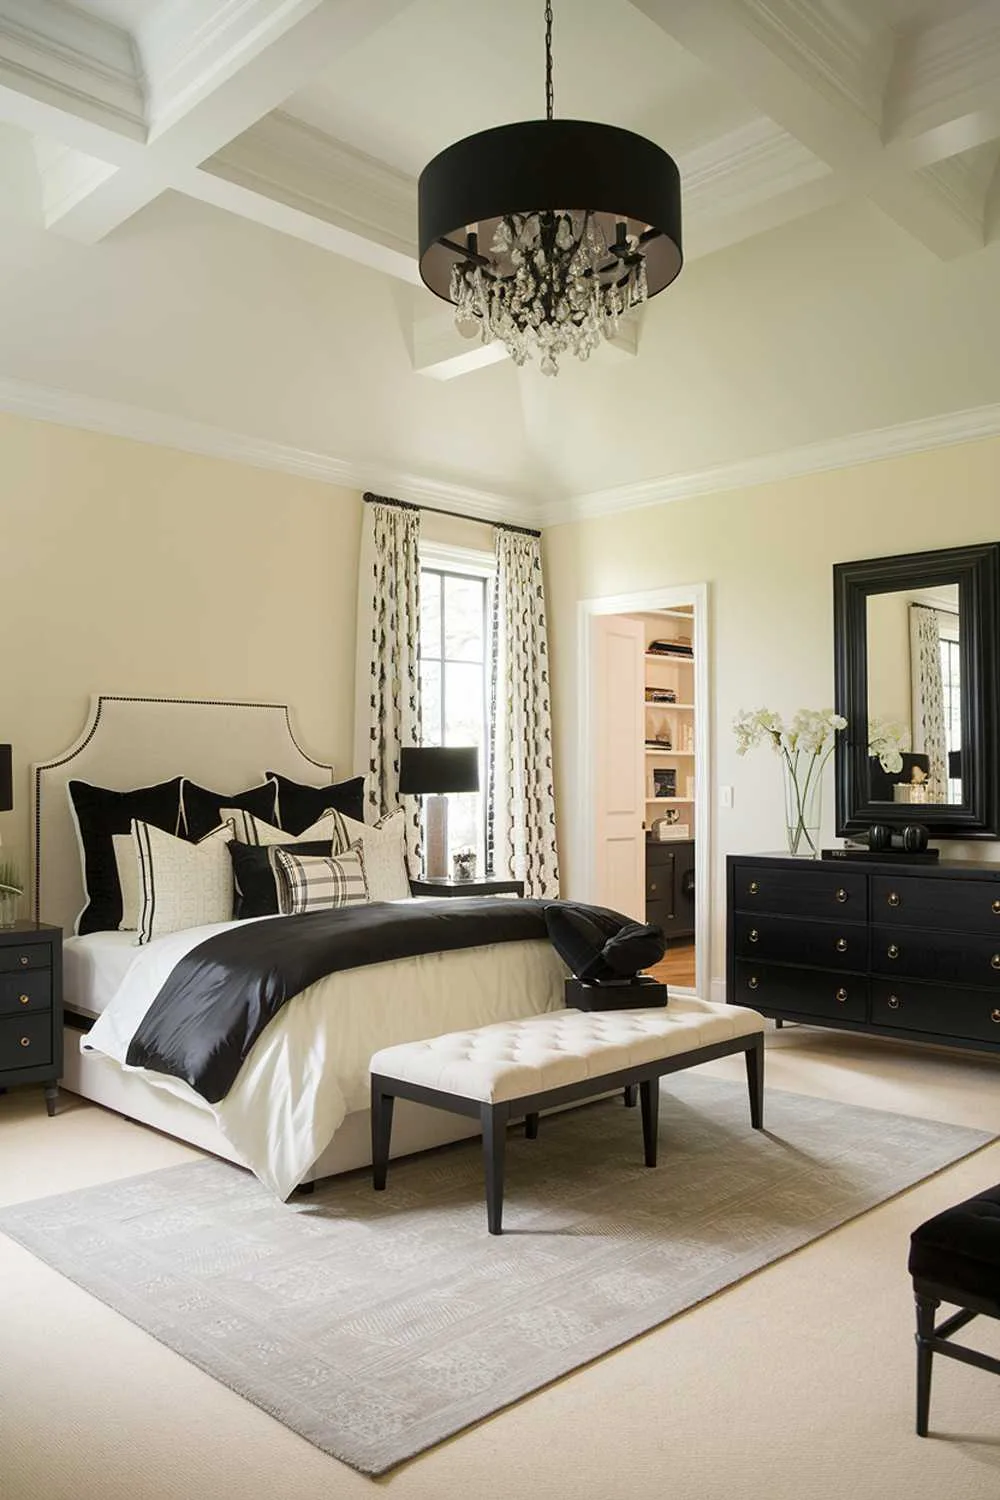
727, 853, 1000, 1055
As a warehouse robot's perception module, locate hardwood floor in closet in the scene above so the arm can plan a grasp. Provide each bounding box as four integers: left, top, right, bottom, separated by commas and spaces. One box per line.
649, 940, 696, 990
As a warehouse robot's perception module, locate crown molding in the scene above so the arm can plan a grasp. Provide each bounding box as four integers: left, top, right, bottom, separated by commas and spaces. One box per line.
0, 0, 145, 135
0, 375, 537, 527
539, 401, 1000, 527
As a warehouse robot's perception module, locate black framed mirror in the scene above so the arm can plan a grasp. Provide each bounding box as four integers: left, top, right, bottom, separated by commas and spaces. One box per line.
834, 543, 1000, 839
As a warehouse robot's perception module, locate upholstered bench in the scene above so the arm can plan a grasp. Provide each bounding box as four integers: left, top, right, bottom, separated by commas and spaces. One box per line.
370, 996, 766, 1234
909, 1183, 1000, 1435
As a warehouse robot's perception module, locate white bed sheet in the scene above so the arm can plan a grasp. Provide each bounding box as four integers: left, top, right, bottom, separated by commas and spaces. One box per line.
63, 930, 144, 1019
81, 912, 568, 1200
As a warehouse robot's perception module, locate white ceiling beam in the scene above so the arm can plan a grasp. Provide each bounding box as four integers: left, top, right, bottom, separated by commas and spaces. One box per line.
410, 308, 510, 380
36, 0, 417, 240
0, 0, 144, 141
632, 0, 987, 258
883, 0, 1000, 164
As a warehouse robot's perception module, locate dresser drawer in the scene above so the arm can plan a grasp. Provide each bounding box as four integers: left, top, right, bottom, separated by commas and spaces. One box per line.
733, 864, 866, 920
871, 875, 1000, 936
872, 980, 1000, 1046
646, 855, 675, 904
0, 971, 51, 1015
871, 925, 1000, 989
733, 961, 868, 1023
0, 942, 51, 974
0, 1012, 52, 1070
734, 913, 866, 971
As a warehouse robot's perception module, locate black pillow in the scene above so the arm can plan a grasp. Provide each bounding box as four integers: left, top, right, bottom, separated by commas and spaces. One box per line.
181, 778, 277, 842
69, 777, 183, 935
228, 839, 333, 918
266, 771, 366, 836
544, 903, 665, 982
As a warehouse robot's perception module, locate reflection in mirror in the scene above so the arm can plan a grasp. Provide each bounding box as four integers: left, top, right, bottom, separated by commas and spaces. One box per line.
866, 583, 961, 806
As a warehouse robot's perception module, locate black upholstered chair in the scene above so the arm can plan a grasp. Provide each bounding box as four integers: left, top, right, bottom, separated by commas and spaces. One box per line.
908, 1184, 1000, 1435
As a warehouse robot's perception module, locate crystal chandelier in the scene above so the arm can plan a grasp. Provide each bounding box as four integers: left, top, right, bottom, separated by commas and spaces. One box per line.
417, 1, 682, 376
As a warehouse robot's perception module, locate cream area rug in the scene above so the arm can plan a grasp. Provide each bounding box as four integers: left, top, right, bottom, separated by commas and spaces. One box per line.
0, 1075, 992, 1476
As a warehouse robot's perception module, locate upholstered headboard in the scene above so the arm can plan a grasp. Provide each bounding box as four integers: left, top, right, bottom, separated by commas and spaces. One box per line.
33, 696, 334, 933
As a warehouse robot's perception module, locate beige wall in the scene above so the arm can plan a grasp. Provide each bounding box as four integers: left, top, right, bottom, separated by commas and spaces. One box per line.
543, 434, 1000, 994
0, 411, 364, 879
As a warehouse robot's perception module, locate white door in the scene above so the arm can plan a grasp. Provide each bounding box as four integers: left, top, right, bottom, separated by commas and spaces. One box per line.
592, 614, 645, 919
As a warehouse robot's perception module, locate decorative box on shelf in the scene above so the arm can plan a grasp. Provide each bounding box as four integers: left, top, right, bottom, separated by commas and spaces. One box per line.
565, 976, 668, 1011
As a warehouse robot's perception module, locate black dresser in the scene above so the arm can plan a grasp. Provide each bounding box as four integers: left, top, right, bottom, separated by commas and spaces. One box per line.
647, 838, 695, 941
727, 854, 1000, 1055
0, 921, 62, 1114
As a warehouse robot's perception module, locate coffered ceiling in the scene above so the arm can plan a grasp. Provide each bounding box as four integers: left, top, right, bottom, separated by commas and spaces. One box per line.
0, 0, 997, 521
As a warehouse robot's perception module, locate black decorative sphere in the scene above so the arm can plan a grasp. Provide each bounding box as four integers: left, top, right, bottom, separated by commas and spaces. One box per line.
868, 823, 893, 850
901, 824, 929, 852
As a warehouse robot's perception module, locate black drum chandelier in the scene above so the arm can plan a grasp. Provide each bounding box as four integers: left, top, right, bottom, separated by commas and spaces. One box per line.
417, 1, 683, 376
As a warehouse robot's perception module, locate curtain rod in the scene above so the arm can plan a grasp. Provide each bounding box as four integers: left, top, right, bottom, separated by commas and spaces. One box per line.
362, 491, 541, 539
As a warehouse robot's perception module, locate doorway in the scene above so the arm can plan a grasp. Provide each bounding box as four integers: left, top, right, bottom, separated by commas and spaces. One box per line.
578, 584, 709, 997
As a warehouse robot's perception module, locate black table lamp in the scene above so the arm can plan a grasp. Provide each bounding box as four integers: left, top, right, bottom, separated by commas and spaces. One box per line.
0, 745, 11, 846
399, 746, 479, 878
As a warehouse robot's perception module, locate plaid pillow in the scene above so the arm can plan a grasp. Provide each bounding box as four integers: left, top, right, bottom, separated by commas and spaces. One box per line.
270, 842, 369, 916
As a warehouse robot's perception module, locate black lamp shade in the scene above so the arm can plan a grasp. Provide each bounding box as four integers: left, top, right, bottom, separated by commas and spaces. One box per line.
399, 746, 479, 796
0, 745, 11, 813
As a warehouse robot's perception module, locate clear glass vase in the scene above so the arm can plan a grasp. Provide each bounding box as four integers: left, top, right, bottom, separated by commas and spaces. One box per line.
0, 887, 21, 927
782, 754, 822, 858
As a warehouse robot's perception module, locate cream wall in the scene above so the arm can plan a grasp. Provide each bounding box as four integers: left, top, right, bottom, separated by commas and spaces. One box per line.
543, 434, 1000, 995
0, 411, 364, 880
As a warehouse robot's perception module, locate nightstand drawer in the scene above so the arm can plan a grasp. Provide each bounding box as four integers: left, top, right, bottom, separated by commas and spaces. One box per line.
0, 1013, 52, 1070
0, 943, 51, 973
0, 971, 51, 1015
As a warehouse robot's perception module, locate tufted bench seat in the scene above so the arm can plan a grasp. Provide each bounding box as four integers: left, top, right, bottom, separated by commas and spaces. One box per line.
370, 996, 766, 1233
909, 1183, 1000, 1435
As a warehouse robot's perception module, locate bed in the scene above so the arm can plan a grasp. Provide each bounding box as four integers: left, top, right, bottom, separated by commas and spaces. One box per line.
36, 696, 567, 1197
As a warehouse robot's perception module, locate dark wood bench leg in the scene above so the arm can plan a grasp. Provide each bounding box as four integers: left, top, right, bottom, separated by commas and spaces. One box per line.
623, 1084, 638, 1108
915, 1293, 939, 1436
525, 1112, 539, 1139
44, 1085, 59, 1118
481, 1103, 509, 1235
745, 1036, 764, 1129
639, 1078, 660, 1167
371, 1075, 395, 1191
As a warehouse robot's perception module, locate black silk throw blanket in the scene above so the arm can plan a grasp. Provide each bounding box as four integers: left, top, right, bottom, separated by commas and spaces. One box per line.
126, 899, 623, 1104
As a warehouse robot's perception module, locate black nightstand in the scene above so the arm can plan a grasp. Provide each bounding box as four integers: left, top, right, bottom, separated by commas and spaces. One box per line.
410, 876, 525, 898
0, 921, 62, 1116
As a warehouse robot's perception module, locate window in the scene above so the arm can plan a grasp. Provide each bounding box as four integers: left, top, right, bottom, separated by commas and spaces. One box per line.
419, 548, 493, 870
940, 619, 961, 799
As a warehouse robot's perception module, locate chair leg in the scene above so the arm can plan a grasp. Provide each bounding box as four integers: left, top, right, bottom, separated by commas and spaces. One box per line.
915, 1293, 940, 1437
481, 1103, 508, 1235
745, 1036, 764, 1129
639, 1078, 660, 1167
623, 1084, 638, 1108
525, 1112, 539, 1140
370, 1077, 395, 1191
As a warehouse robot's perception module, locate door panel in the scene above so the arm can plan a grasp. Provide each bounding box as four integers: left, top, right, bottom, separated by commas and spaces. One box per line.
592, 615, 645, 920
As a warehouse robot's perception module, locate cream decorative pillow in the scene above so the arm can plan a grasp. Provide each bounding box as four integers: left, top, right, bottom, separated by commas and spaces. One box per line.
331, 809, 410, 902
132, 819, 235, 945
113, 833, 142, 931
223, 808, 343, 847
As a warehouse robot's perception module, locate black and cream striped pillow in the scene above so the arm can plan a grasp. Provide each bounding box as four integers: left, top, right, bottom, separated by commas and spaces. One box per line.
270, 843, 369, 916
132, 819, 235, 945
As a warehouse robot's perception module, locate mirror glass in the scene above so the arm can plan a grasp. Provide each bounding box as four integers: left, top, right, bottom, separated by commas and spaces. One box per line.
865, 582, 962, 806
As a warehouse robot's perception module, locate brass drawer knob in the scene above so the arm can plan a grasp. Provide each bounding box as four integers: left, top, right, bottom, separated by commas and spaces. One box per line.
748, 880, 759, 895
887, 944, 900, 959
19, 1036, 29, 1047
887, 892, 900, 908
18, 994, 29, 1005
992, 1009, 1000, 1024
993, 899, 1000, 915
18, 956, 28, 967
836, 987, 848, 1003
747, 976, 759, 991
992, 954, 1000, 971
835, 937, 848, 953
835, 888, 848, 903
888, 995, 901, 1010
748, 928, 759, 943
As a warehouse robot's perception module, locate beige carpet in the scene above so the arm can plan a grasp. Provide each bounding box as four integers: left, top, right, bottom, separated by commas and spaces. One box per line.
0, 1073, 995, 1475
4, 1031, 1000, 1498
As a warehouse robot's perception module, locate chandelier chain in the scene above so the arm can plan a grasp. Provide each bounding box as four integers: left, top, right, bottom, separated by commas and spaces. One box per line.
545, 0, 554, 121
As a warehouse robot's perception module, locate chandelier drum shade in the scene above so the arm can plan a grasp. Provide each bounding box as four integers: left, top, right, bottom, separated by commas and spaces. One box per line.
416, 3, 682, 375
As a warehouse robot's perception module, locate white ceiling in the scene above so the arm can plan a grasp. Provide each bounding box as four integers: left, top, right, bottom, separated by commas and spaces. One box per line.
0, 0, 997, 524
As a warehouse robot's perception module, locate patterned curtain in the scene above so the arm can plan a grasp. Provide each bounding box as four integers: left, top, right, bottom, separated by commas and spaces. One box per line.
487, 530, 560, 897
359, 500, 422, 870
909, 604, 947, 792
